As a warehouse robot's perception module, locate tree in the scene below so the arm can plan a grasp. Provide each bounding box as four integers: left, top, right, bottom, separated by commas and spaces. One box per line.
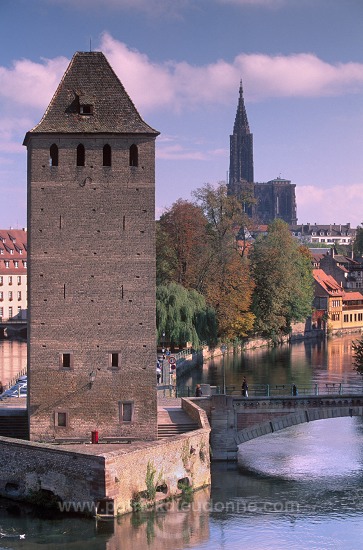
156, 199, 210, 290
250, 219, 314, 341
352, 335, 363, 375
156, 282, 217, 349
193, 182, 255, 340
353, 224, 363, 258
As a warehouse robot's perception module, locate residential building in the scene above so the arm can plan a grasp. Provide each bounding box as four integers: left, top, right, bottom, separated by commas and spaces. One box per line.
24, 51, 159, 442
319, 250, 363, 290
290, 223, 356, 246
0, 229, 27, 321
313, 269, 363, 332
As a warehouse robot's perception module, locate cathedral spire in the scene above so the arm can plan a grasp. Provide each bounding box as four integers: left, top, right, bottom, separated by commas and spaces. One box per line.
229, 79, 254, 187
233, 78, 250, 136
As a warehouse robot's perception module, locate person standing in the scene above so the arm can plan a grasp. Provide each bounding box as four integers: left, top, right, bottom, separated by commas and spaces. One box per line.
241, 377, 248, 397
195, 384, 202, 397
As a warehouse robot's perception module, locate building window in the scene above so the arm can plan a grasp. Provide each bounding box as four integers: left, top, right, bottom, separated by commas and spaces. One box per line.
0, 291, 3, 301
49, 144, 59, 167
119, 401, 134, 423
17, 276, 21, 285
5, 261, 9, 268
8, 291, 13, 301
109, 352, 121, 369
55, 411, 68, 427
129, 144, 138, 167
77, 144, 85, 167
8, 276, 12, 285
17, 306, 21, 316
23, 261, 27, 268
103, 144, 112, 167
59, 352, 73, 369
14, 261, 18, 268
0, 307, 3, 317
8, 307, 13, 318
17, 291, 21, 301
0, 276, 2, 285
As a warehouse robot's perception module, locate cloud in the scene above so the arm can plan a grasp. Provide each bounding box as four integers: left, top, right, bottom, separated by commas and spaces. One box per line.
99, 34, 363, 112
0, 56, 69, 108
297, 184, 363, 228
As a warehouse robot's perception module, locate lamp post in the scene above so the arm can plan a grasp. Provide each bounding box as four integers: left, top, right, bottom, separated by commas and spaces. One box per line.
221, 344, 227, 394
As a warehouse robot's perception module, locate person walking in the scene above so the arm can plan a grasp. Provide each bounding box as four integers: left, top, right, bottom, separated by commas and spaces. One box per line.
241, 377, 248, 397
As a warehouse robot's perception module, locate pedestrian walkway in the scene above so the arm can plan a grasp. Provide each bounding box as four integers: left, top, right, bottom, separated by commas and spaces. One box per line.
157, 396, 198, 438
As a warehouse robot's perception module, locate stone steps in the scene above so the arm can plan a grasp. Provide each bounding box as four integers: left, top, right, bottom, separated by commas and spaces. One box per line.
157, 423, 199, 438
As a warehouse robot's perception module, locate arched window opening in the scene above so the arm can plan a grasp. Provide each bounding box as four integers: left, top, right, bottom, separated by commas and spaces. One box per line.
49, 144, 58, 167
77, 144, 85, 167
103, 144, 112, 167
129, 144, 138, 167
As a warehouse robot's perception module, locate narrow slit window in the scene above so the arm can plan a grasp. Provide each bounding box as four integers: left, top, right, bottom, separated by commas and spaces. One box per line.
129, 144, 138, 167
77, 144, 85, 167
49, 144, 59, 167
103, 144, 112, 166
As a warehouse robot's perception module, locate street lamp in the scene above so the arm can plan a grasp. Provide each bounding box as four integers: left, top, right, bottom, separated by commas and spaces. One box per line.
221, 344, 227, 394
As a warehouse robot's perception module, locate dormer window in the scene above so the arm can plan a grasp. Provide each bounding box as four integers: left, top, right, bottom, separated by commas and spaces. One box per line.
80, 104, 93, 115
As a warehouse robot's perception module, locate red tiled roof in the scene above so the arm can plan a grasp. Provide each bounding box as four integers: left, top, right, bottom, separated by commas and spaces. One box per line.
0, 229, 27, 274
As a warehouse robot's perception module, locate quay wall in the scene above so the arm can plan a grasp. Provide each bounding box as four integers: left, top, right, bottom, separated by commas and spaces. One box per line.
0, 401, 211, 516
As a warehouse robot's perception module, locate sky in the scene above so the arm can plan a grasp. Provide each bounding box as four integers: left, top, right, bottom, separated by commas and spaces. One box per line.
0, 0, 362, 230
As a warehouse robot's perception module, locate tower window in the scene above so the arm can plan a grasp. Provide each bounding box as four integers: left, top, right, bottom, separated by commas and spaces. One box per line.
55, 411, 68, 427
103, 144, 112, 167
77, 144, 85, 167
49, 144, 59, 167
119, 401, 134, 423
59, 352, 73, 369
108, 352, 121, 369
129, 144, 138, 167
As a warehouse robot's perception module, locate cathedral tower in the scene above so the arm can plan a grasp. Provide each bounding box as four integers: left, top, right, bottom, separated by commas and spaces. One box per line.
24, 52, 159, 442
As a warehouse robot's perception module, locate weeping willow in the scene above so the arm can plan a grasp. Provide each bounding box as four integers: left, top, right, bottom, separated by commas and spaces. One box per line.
156, 282, 217, 349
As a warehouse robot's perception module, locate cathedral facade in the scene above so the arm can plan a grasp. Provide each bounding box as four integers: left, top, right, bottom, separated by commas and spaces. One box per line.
228, 81, 297, 225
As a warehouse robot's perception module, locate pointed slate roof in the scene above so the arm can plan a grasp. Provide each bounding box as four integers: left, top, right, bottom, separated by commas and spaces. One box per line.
232, 79, 251, 136
24, 51, 159, 141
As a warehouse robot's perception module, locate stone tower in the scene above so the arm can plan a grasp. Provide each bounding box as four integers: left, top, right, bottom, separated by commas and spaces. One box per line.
228, 81, 297, 225
24, 52, 159, 442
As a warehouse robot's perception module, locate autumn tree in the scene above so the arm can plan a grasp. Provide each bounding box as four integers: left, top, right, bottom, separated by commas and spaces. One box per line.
156, 282, 217, 349
250, 219, 314, 341
156, 199, 210, 290
193, 182, 255, 340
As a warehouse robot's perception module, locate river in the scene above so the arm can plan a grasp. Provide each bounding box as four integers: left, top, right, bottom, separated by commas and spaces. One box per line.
0, 334, 363, 549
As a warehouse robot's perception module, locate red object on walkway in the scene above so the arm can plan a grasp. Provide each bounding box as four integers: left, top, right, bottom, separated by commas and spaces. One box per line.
91, 430, 99, 444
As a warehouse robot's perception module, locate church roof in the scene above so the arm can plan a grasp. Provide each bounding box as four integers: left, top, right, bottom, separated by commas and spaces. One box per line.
24, 51, 159, 141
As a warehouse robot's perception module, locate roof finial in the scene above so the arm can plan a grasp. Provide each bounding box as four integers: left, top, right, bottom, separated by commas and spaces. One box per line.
90, 38, 92, 52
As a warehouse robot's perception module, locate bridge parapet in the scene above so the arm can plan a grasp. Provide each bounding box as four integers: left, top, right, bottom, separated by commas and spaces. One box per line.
208, 393, 363, 461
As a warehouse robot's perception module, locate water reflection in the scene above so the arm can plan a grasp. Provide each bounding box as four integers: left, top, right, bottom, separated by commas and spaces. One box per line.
0, 339, 27, 387
179, 334, 361, 393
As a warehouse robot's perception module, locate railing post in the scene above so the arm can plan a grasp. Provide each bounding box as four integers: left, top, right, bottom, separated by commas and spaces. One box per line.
339, 383, 342, 395
315, 384, 318, 396
266, 384, 270, 397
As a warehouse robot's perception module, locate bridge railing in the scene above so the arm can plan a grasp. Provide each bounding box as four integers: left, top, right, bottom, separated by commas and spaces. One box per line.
226, 383, 363, 397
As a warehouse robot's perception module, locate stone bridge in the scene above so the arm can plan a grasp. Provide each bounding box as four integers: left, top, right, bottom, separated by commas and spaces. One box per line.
199, 393, 363, 461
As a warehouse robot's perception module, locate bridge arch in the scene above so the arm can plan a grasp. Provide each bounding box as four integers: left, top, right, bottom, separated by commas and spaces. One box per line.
235, 404, 363, 445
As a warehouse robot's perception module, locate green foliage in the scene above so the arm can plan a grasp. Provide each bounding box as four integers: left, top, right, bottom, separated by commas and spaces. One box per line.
250, 219, 314, 340
157, 282, 217, 348
352, 335, 363, 375
353, 224, 363, 258
145, 461, 157, 501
